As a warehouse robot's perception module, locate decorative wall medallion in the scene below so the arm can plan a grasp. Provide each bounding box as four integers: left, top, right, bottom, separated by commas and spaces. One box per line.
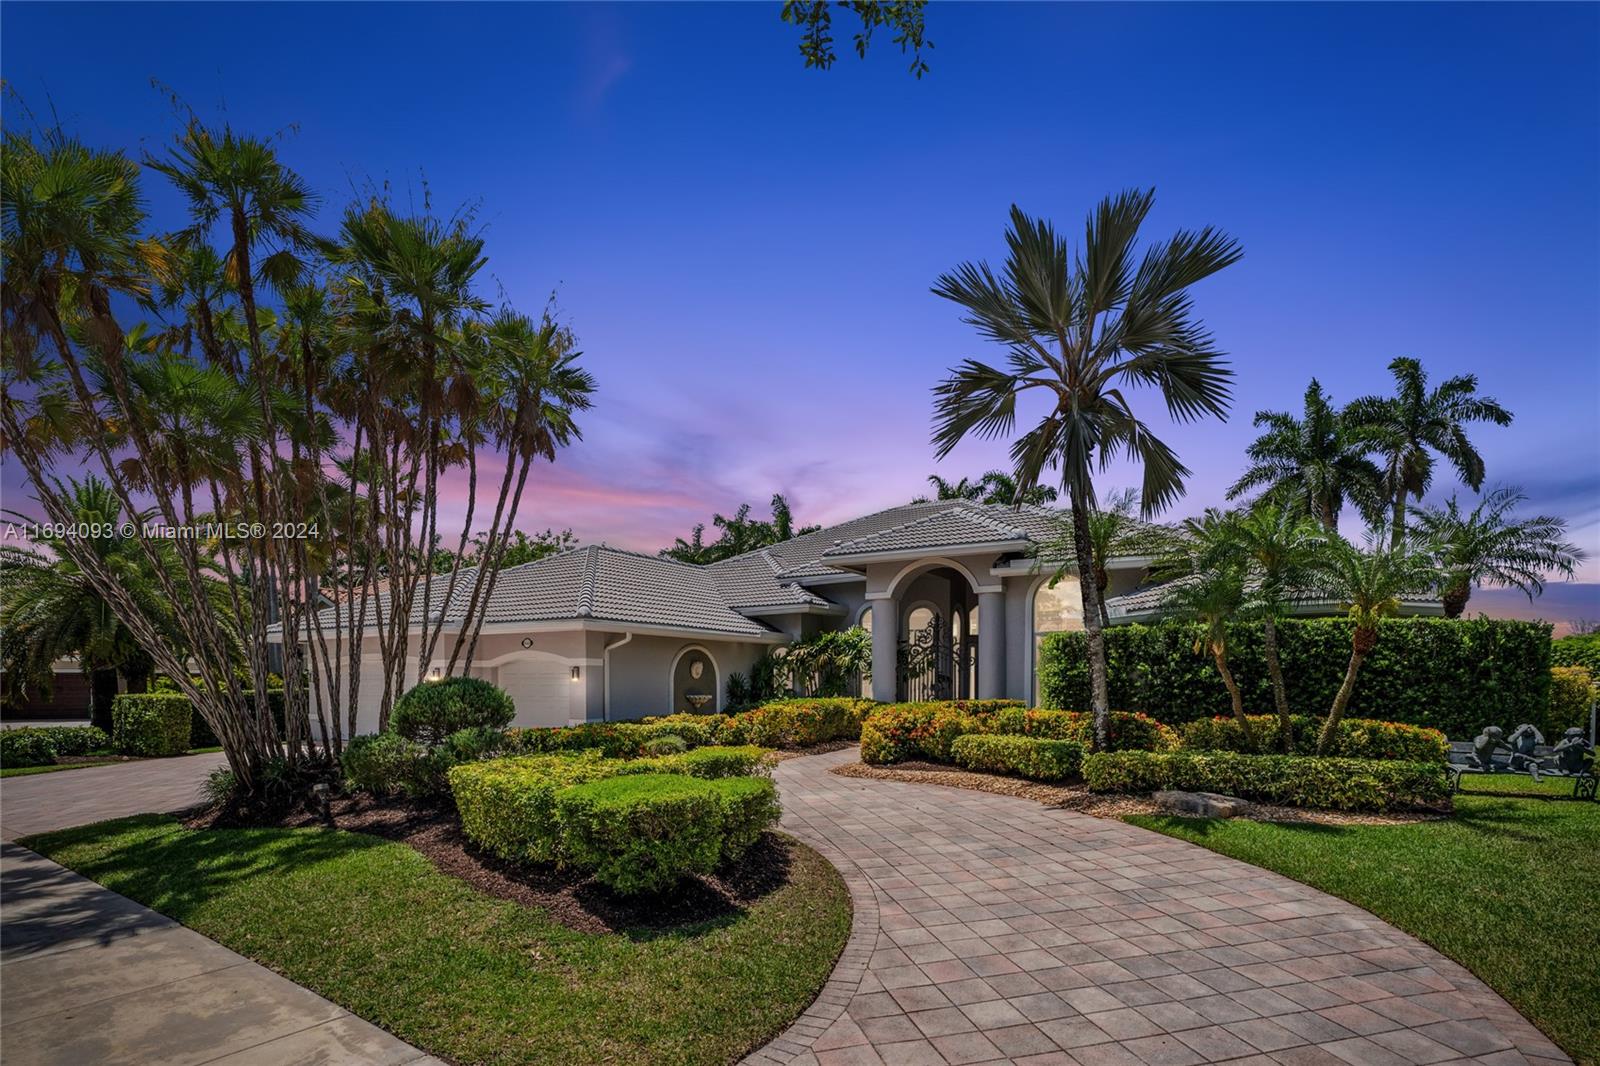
521, 637, 534, 649
689, 660, 704, 680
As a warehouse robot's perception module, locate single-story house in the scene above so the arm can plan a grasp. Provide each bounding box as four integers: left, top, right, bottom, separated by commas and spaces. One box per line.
281, 499, 1440, 736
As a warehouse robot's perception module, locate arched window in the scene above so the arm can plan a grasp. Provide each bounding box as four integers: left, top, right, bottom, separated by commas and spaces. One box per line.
1032, 576, 1084, 704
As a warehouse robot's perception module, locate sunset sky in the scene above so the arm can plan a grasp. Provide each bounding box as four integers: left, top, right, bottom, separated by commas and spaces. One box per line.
3, 2, 1597, 628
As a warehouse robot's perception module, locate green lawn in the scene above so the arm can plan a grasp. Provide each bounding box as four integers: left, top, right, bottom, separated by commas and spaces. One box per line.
1128, 779, 1599, 1066
23, 815, 852, 1066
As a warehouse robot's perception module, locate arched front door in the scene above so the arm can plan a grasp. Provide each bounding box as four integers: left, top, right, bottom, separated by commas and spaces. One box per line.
671, 647, 718, 713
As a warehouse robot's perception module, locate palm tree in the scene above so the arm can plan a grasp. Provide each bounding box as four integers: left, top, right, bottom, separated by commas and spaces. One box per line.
1166, 563, 1256, 749
1229, 380, 1384, 531
1412, 486, 1584, 618
931, 190, 1241, 748
919, 474, 984, 502
1311, 536, 1438, 753
0, 479, 166, 730
1224, 503, 1324, 750
1034, 488, 1145, 627
976, 470, 1058, 506
1345, 357, 1513, 547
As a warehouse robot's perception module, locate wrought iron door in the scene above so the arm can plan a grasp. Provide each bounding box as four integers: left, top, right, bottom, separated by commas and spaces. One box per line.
898, 613, 954, 701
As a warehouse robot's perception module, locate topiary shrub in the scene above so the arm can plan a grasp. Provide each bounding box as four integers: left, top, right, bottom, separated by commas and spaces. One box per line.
1179, 714, 1448, 763
556, 774, 727, 895
111, 694, 194, 756
450, 753, 617, 863
1, 728, 60, 767
1082, 750, 1450, 812
391, 677, 515, 747
709, 776, 781, 861
950, 734, 1084, 781
644, 745, 770, 779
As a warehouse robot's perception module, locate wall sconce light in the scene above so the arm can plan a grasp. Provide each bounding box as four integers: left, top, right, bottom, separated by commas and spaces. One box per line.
570, 666, 581, 682
429, 666, 442, 681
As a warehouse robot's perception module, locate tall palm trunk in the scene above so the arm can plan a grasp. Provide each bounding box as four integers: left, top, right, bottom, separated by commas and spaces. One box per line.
1441, 579, 1471, 619
1390, 489, 1407, 549
1095, 566, 1110, 628
1317, 625, 1375, 754
1262, 616, 1293, 752
1210, 643, 1254, 749
1069, 487, 1111, 750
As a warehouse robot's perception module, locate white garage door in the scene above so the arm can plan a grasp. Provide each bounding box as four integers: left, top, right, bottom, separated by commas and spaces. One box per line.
498, 657, 574, 728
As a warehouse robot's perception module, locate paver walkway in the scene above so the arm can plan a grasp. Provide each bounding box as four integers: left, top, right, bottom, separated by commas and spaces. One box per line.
0, 751, 227, 841
0, 843, 440, 1065
750, 748, 1569, 1066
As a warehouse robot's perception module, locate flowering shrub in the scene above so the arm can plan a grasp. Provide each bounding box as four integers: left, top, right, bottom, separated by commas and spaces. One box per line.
716, 698, 873, 748
859, 703, 982, 764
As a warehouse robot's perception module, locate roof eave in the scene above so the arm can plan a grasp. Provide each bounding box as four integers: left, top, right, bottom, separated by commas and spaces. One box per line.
820, 539, 1033, 567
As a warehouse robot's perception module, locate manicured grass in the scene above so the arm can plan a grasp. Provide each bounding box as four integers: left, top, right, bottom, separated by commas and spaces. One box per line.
1128, 778, 1599, 1065
0, 762, 89, 778
23, 815, 852, 1066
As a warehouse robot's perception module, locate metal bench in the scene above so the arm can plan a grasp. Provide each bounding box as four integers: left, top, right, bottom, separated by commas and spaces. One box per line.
1447, 726, 1597, 801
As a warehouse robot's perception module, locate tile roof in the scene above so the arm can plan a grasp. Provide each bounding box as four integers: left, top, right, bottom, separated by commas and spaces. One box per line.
821, 506, 1032, 558
705, 550, 834, 610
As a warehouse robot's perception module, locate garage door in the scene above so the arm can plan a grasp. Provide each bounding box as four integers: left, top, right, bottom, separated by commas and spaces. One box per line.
498, 657, 574, 728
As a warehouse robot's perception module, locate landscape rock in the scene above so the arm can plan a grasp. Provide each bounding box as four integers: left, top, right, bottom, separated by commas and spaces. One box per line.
1152, 790, 1251, 818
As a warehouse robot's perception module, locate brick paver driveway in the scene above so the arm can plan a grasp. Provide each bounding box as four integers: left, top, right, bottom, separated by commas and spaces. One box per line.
750, 748, 1567, 1066
0, 751, 226, 841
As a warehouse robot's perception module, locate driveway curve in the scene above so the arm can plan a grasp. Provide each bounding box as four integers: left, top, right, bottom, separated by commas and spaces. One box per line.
0, 751, 226, 841
749, 747, 1568, 1066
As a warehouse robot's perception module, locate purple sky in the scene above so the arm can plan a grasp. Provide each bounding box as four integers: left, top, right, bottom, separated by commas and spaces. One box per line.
3, 2, 1597, 628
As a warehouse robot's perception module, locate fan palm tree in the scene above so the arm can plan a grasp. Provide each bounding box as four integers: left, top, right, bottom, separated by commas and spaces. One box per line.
1411, 486, 1584, 618
1228, 380, 1384, 531
1224, 503, 1325, 749
931, 189, 1241, 748
0, 478, 167, 730
977, 470, 1058, 506
1345, 357, 1513, 548
1311, 536, 1439, 753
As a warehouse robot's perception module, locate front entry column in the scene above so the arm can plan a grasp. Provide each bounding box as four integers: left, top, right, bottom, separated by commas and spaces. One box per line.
977, 589, 1005, 699
869, 596, 898, 702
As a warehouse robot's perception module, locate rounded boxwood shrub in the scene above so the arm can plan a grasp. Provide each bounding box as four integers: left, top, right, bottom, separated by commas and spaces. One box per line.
556, 773, 727, 895
111, 694, 193, 756
391, 677, 514, 747
950, 734, 1084, 781
342, 733, 446, 799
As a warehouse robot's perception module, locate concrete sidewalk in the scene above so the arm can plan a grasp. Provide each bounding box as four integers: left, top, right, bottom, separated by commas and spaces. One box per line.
0, 843, 440, 1065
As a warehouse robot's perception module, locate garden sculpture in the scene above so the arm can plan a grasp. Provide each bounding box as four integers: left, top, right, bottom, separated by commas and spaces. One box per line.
1506, 724, 1546, 773
1551, 728, 1596, 777
1454, 723, 1596, 801
1469, 726, 1512, 771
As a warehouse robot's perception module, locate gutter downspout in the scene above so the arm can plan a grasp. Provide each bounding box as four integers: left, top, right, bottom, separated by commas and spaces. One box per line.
602, 632, 633, 721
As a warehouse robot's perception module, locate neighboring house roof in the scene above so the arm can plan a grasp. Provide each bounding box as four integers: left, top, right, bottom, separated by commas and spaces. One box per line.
1105, 576, 1444, 622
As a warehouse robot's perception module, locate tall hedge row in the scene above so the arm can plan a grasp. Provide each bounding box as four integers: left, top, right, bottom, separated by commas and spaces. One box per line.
1037, 617, 1552, 739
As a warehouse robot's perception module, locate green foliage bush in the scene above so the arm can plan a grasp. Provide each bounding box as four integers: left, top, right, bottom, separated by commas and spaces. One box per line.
1082, 750, 1451, 811
0, 724, 112, 766
342, 733, 447, 799
391, 677, 515, 746
1179, 715, 1448, 763
1548, 667, 1596, 736
950, 734, 1084, 781
556, 774, 729, 895
111, 694, 194, 756
716, 698, 874, 748
713, 776, 782, 861
1, 729, 62, 767
506, 722, 645, 759
1551, 634, 1600, 675
642, 735, 688, 756
1038, 617, 1552, 738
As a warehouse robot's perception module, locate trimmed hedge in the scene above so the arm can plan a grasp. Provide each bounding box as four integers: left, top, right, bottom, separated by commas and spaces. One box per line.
950, 734, 1084, 781
391, 677, 515, 746
1179, 715, 1448, 763
1038, 617, 1552, 737
1552, 634, 1600, 675
1082, 750, 1451, 812
714, 698, 875, 748
860, 703, 1171, 766
448, 746, 769, 864
111, 694, 193, 756
555, 773, 780, 895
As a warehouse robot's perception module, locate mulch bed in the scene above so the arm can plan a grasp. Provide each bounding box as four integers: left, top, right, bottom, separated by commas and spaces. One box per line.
831, 760, 1443, 827
192, 793, 795, 935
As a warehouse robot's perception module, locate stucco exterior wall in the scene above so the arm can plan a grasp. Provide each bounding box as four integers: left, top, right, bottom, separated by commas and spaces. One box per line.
602, 634, 767, 719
